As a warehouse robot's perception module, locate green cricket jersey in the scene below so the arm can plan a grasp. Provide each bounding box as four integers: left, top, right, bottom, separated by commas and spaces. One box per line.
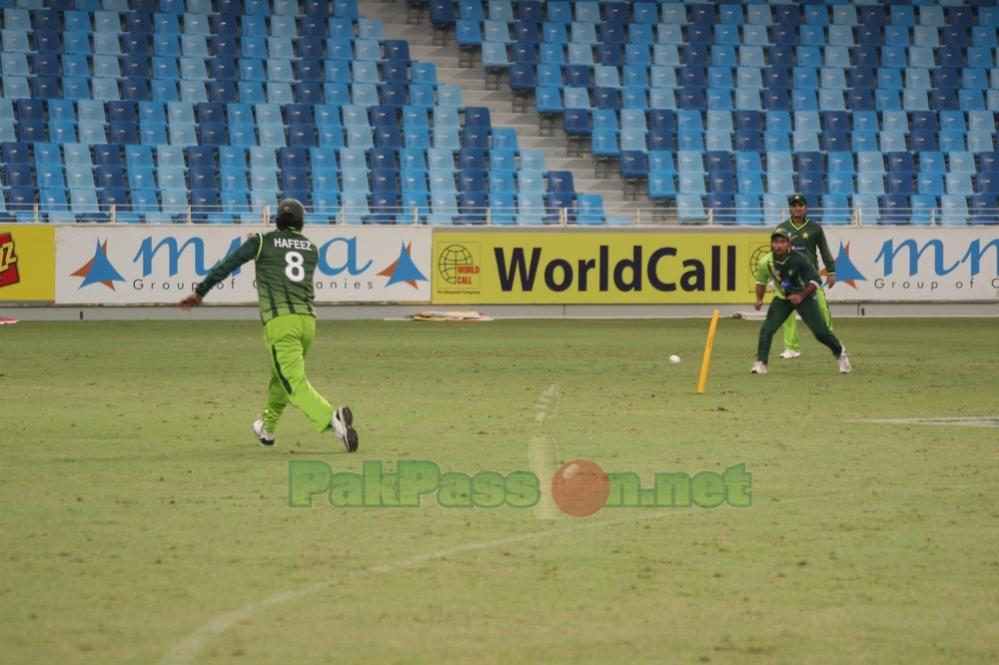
775, 216, 835, 276
195, 229, 318, 323
757, 250, 822, 299
755, 252, 786, 300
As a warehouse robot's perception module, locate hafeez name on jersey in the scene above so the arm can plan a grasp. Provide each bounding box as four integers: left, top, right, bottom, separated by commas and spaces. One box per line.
273, 237, 313, 251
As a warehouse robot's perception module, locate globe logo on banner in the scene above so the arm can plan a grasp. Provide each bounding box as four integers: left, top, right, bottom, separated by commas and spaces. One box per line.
438, 244, 478, 285
748, 243, 769, 288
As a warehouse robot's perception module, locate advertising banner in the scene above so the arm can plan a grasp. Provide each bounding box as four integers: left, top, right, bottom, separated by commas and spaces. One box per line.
431, 231, 767, 304
0, 226, 55, 301
56, 226, 431, 305
824, 228, 999, 302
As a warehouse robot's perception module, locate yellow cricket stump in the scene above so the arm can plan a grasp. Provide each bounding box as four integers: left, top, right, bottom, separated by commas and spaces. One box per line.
697, 309, 720, 394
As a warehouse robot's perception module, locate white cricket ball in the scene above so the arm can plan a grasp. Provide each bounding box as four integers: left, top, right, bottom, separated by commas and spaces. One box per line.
669, 354, 681, 365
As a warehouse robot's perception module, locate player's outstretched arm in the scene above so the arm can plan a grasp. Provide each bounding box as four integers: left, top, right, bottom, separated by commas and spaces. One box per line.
180, 234, 262, 310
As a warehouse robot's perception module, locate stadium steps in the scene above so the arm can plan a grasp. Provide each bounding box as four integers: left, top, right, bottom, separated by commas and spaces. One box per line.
362, 0, 658, 222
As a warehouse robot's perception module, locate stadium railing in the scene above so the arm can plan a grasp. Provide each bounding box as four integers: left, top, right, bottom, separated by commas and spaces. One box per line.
6, 204, 999, 228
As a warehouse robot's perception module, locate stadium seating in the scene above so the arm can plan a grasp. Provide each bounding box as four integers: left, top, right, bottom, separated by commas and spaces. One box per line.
421, 0, 999, 225
1, 1, 997, 226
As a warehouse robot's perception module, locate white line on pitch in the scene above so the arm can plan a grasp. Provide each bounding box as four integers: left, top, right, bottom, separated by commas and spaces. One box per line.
160, 507, 713, 665
860, 417, 999, 428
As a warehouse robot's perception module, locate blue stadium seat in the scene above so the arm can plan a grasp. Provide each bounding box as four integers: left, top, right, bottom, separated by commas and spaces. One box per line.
871, 109, 900, 134
976, 152, 999, 175
939, 131, 967, 153
907, 194, 936, 225
33, 142, 62, 173
732, 194, 761, 225
917, 172, 945, 197
816, 194, 849, 225
575, 193, 606, 226
946, 173, 974, 196
425, 146, 453, 172
960, 85, 986, 110
733, 150, 761, 176
544, 0, 571, 23
940, 195, 968, 226
455, 190, 486, 225
910, 130, 938, 153
745, 4, 771, 25
930, 89, 960, 112
109, 78, 143, 102
102, 118, 136, 144
619, 150, 648, 180
741, 24, 768, 47
883, 151, 914, 175
454, 149, 483, 173
675, 194, 705, 223
945, 151, 978, 174
871, 88, 900, 112
648, 170, 676, 200
508, 149, 541, 175
676, 150, 705, 175
879, 131, 907, 153
823, 170, 852, 196
855, 151, 885, 178
886, 171, 914, 195
974, 173, 999, 196
906, 61, 932, 88
969, 194, 998, 224
517, 170, 544, 196
402, 169, 429, 198
489, 170, 516, 195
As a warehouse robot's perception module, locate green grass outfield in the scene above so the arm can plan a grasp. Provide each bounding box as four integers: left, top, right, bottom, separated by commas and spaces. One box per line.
2, 318, 998, 665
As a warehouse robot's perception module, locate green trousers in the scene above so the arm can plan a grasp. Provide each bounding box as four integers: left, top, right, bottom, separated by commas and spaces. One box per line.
262, 314, 333, 433
758, 295, 843, 364
782, 286, 833, 351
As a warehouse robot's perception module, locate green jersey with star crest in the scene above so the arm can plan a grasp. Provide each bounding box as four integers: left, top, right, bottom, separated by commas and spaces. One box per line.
755, 252, 785, 300
757, 250, 822, 299
195, 229, 318, 323
775, 216, 835, 277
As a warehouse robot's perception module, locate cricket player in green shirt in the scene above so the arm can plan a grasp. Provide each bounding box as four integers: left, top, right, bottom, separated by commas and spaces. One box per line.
752, 228, 851, 375
774, 194, 836, 360
179, 199, 359, 451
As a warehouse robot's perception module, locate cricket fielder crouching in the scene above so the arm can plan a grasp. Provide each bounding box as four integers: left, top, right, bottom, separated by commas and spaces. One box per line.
179, 198, 359, 451
751, 228, 852, 376
774, 194, 837, 359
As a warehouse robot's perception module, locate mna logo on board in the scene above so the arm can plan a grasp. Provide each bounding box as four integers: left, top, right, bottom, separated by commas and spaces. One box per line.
0, 232, 20, 288
377, 241, 428, 289
71, 238, 126, 291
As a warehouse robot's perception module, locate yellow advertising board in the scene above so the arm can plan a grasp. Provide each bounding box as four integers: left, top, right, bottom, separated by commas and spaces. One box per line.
0, 225, 55, 301
432, 231, 770, 304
